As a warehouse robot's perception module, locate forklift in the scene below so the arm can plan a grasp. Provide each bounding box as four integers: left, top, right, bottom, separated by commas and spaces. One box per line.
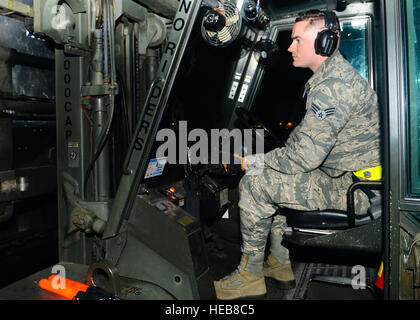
0, 0, 418, 301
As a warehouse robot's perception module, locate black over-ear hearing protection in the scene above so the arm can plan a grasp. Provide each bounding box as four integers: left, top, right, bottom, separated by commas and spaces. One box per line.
315, 11, 340, 57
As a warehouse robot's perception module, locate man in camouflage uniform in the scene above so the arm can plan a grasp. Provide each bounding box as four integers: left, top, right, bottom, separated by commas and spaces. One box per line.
214, 10, 382, 299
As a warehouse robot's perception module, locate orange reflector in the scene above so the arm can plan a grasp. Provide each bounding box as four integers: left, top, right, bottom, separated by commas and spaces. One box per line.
38, 275, 89, 299
213, 7, 225, 14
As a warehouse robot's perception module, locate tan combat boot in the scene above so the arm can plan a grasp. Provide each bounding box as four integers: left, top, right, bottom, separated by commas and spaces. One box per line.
213, 255, 266, 300
262, 254, 296, 289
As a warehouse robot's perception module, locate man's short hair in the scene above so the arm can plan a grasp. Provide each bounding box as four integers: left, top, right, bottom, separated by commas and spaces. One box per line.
295, 9, 325, 24
295, 9, 340, 35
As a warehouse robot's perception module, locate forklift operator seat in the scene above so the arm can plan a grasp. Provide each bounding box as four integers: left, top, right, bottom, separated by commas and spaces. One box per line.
283, 180, 383, 230
278, 180, 384, 252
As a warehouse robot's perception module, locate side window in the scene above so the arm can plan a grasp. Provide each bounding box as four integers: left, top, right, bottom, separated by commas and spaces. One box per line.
402, 0, 420, 198
340, 17, 372, 84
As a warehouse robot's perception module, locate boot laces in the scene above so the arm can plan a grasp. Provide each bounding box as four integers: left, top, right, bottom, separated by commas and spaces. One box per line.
220, 268, 241, 282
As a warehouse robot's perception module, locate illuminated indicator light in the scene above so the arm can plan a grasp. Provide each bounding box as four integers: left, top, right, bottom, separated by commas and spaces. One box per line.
169, 187, 175, 193
286, 122, 293, 127
38, 275, 88, 299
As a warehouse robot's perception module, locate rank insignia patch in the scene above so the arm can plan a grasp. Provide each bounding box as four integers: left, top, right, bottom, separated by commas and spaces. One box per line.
311, 104, 335, 120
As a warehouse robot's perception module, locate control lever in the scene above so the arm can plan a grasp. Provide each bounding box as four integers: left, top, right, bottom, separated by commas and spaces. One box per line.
184, 147, 201, 220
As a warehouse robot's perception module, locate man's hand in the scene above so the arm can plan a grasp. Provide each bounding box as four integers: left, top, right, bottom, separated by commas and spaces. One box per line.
208, 152, 245, 175
241, 156, 248, 170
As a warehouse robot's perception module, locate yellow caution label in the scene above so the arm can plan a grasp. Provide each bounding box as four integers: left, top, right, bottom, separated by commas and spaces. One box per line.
353, 165, 382, 180
178, 216, 193, 227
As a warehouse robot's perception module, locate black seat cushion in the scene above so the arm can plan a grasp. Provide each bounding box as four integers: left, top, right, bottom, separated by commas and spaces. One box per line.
278, 208, 350, 230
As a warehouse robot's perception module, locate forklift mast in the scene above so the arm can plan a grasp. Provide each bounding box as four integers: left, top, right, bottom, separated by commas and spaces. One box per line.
33, 0, 215, 299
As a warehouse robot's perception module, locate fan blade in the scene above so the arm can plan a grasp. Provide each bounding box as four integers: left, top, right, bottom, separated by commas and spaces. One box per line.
217, 26, 232, 43
206, 30, 220, 44
225, 13, 239, 26
207, 30, 216, 37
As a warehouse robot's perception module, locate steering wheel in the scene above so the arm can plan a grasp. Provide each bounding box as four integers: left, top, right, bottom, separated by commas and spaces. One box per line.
235, 107, 284, 151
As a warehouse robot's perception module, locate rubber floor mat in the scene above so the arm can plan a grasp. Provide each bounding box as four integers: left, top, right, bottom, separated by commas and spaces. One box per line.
293, 263, 377, 300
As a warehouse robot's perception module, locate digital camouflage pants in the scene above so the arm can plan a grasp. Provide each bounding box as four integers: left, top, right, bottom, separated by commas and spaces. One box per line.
238, 167, 371, 263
